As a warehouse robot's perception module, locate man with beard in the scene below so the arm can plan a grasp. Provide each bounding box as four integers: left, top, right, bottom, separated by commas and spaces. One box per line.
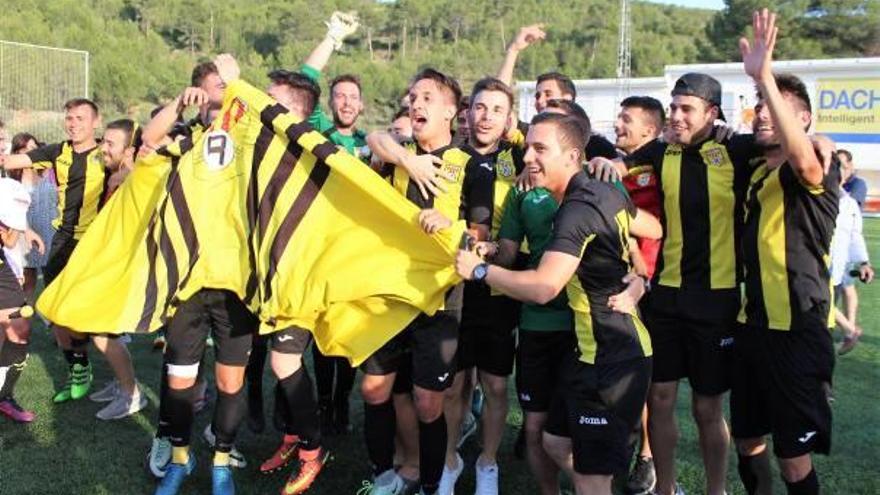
360, 68, 494, 495
440, 77, 524, 495
731, 11, 841, 495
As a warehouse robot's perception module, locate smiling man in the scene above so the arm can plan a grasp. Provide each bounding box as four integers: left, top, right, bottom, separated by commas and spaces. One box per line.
455, 112, 662, 495
1, 98, 106, 406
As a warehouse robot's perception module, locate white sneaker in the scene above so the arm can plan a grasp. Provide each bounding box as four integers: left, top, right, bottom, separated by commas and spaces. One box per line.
356, 469, 406, 495
474, 461, 499, 495
146, 436, 172, 478
96, 385, 147, 420
202, 423, 248, 468
89, 379, 119, 403
437, 453, 464, 495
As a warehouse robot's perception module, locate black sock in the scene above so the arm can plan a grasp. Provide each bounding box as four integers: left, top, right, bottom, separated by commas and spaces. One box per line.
278, 367, 321, 450
419, 413, 447, 492
62, 349, 89, 368
156, 358, 171, 438
212, 389, 246, 452
69, 337, 90, 367
0, 341, 29, 398
334, 359, 356, 406
166, 385, 195, 447
312, 345, 334, 400
246, 336, 268, 414
738, 454, 760, 495
363, 400, 396, 475
784, 468, 819, 495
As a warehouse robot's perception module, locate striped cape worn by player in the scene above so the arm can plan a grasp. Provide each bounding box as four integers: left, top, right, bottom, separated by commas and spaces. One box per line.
37, 79, 465, 365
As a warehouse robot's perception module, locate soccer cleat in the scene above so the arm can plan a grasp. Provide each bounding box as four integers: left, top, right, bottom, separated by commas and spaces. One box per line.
261, 435, 300, 474
437, 453, 463, 495
69, 363, 93, 400
474, 461, 499, 495
154, 454, 196, 495
625, 456, 656, 495
0, 397, 36, 423
147, 436, 173, 478
280, 447, 329, 495
355, 469, 405, 495
96, 386, 148, 420
212, 465, 236, 495
202, 424, 248, 468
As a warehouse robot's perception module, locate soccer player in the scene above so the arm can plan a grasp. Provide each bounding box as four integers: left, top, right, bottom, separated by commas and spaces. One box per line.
0, 178, 40, 423
605, 72, 760, 495
613, 96, 667, 494
85, 119, 148, 421
441, 77, 523, 495
731, 12, 843, 494
1, 98, 108, 405
153, 54, 258, 495
455, 112, 662, 495
360, 68, 494, 495
389, 108, 413, 141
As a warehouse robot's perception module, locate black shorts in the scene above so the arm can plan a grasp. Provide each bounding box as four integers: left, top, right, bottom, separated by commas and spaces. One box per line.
730, 323, 834, 458
644, 287, 737, 395
516, 330, 577, 412
165, 289, 257, 367
43, 232, 78, 287
545, 354, 652, 475
360, 310, 459, 392
458, 283, 520, 376
271, 326, 312, 355
0, 252, 26, 310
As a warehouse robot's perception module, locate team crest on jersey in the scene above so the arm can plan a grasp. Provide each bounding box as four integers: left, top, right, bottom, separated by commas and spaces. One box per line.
636, 172, 653, 187
202, 130, 235, 170
442, 163, 464, 183
497, 157, 515, 179
702, 147, 728, 167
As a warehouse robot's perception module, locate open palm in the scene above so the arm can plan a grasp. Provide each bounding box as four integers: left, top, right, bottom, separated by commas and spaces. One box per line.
739, 9, 777, 81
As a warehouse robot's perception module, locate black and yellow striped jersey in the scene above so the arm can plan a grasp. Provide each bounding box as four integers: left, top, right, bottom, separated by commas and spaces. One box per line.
739, 158, 840, 331
27, 141, 106, 239
546, 172, 652, 365
388, 141, 494, 228
461, 142, 525, 237
625, 133, 757, 292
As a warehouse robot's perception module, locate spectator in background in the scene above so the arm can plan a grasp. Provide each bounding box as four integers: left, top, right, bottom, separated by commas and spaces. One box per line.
389, 107, 413, 141
10, 133, 57, 302
839, 149, 868, 210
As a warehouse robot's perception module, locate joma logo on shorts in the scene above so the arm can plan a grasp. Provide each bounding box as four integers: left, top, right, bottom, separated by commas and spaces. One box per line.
578, 416, 608, 426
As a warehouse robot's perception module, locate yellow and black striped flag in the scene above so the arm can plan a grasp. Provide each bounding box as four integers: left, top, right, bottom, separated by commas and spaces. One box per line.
37, 79, 465, 365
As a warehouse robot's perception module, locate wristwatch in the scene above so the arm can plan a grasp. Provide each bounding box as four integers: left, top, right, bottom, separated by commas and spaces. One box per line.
472, 263, 490, 282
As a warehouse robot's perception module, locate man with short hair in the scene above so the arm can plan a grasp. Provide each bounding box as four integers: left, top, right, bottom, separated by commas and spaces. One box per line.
838, 149, 867, 209
389, 108, 413, 141
1, 98, 107, 405
732, 11, 842, 495
361, 68, 494, 495
455, 111, 662, 495
614, 95, 666, 494
616, 72, 759, 495
442, 77, 524, 495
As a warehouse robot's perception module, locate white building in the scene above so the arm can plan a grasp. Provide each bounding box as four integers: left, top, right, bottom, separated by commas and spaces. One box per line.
517, 58, 880, 205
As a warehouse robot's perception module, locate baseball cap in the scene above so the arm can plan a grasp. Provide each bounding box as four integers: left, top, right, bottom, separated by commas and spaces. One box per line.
672, 73, 726, 122
0, 178, 31, 231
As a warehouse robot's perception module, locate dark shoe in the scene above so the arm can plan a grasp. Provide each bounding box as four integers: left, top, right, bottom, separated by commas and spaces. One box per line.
625, 456, 656, 495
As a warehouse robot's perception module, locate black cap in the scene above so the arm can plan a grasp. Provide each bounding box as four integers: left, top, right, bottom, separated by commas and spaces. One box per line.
671, 73, 726, 122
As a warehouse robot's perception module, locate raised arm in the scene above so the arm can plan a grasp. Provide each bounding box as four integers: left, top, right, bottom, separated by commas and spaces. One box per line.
304, 12, 359, 71
741, 9, 823, 186
496, 24, 546, 86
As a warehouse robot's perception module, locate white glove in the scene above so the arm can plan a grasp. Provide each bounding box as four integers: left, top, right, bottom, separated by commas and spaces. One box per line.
326, 11, 359, 50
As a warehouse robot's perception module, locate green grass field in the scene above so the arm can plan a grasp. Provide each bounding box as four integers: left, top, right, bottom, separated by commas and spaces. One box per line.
2, 220, 879, 495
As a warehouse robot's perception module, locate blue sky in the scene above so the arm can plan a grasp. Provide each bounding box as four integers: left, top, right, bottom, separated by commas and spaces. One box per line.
645, 0, 725, 10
